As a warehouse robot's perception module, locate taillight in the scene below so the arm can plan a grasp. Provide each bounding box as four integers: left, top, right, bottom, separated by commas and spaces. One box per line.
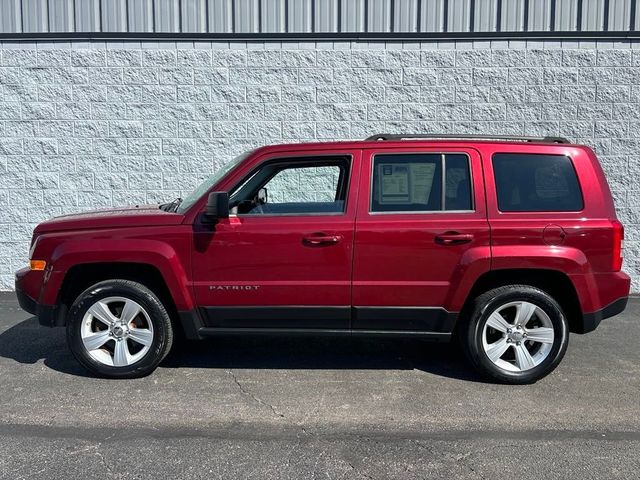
612, 220, 624, 271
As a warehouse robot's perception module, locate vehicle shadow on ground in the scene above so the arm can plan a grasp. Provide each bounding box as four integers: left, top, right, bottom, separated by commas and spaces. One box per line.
0, 317, 485, 382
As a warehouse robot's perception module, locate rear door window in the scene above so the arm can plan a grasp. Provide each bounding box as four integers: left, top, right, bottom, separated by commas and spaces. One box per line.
371, 153, 472, 213
492, 153, 583, 212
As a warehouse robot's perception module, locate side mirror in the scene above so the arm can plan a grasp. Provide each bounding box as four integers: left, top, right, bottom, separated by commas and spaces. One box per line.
204, 191, 229, 221
256, 187, 268, 205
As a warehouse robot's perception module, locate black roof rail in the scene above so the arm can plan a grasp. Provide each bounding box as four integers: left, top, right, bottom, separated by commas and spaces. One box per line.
364, 134, 572, 144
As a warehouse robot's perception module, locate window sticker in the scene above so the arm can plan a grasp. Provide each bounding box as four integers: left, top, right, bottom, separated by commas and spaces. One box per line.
379, 164, 409, 203
534, 164, 570, 199
377, 162, 436, 205
410, 163, 436, 204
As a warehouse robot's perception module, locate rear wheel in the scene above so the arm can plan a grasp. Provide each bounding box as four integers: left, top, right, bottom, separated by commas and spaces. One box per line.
462, 285, 569, 384
66, 279, 173, 379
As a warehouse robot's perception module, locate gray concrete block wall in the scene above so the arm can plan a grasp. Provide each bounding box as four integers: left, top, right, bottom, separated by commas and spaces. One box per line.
0, 41, 638, 292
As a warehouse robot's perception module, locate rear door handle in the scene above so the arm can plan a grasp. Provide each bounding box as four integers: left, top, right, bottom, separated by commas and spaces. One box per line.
435, 232, 474, 246
302, 233, 343, 246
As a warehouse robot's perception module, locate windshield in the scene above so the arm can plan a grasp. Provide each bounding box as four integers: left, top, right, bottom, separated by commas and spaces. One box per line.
176, 150, 253, 214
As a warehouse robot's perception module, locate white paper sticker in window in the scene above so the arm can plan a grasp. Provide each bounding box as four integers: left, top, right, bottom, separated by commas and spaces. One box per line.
379, 164, 410, 203
410, 163, 436, 204
377, 162, 436, 205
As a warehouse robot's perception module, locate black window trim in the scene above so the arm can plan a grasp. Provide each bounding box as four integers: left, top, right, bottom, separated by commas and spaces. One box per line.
368, 151, 475, 215
491, 152, 585, 214
229, 154, 354, 218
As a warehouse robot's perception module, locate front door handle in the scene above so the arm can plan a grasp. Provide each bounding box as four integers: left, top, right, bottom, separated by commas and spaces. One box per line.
302, 233, 343, 246
435, 232, 474, 246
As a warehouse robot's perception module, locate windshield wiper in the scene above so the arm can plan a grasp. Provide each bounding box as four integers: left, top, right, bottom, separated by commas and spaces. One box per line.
160, 197, 182, 212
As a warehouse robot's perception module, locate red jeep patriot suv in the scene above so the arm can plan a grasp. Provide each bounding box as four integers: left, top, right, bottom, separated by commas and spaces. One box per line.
15, 134, 630, 383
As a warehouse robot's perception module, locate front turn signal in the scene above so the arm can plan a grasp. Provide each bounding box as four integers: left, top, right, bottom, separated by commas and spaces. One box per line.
30, 260, 46, 271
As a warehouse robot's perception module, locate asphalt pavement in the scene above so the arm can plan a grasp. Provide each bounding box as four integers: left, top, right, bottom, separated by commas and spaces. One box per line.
0, 292, 638, 479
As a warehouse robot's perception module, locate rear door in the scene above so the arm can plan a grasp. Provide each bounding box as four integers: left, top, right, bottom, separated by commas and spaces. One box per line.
351, 146, 490, 333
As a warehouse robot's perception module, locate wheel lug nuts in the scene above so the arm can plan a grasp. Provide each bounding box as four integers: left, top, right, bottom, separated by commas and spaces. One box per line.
516, 341, 521, 346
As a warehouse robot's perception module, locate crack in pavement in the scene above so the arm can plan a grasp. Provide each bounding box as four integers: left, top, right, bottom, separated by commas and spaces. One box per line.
226, 369, 285, 419
454, 451, 488, 480
94, 446, 115, 478
414, 439, 491, 480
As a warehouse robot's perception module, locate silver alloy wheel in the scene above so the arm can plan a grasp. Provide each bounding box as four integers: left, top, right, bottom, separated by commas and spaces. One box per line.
481, 301, 555, 373
80, 296, 154, 367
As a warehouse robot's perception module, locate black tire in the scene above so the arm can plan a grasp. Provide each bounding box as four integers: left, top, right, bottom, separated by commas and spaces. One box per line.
66, 279, 174, 379
462, 285, 569, 384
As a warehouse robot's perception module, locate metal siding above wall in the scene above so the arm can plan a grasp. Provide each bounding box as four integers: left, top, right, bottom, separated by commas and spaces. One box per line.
181, 0, 207, 32
341, 0, 365, 32
448, 0, 470, 32
48, 0, 74, 32
315, 0, 338, 32
102, 0, 128, 32
368, 0, 391, 32
394, 0, 418, 33
421, 0, 444, 32
608, 0, 632, 30
155, 0, 180, 32
234, 0, 259, 33
528, 0, 551, 31
209, 0, 233, 32
0, 0, 22, 33
582, 0, 605, 30
261, 0, 285, 32
474, 0, 497, 32
75, 0, 100, 31
128, 0, 154, 32
22, 0, 49, 32
0, 0, 637, 34
288, 0, 312, 32
555, 0, 578, 30
501, 0, 524, 31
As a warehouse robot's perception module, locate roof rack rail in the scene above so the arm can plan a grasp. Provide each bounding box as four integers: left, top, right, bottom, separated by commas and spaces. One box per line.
364, 134, 571, 144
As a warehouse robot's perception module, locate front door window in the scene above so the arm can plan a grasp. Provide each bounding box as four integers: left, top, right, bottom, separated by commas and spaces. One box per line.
230, 157, 350, 215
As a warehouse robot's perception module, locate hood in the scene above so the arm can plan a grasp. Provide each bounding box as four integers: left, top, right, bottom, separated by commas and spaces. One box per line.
34, 204, 184, 234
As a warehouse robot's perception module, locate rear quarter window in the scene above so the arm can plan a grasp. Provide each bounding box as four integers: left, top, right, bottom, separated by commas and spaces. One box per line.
492, 153, 583, 212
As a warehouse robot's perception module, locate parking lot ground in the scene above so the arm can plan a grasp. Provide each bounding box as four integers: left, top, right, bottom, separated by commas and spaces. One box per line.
0, 292, 639, 479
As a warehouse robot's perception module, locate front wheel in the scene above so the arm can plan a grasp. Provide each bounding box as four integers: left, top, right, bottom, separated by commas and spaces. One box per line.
66, 280, 174, 379
462, 285, 569, 384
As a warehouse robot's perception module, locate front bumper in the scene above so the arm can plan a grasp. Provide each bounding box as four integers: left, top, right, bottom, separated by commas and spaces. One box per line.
15, 284, 37, 316
15, 270, 65, 327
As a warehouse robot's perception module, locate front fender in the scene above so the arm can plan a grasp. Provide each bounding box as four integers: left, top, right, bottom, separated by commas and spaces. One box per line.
42, 239, 194, 310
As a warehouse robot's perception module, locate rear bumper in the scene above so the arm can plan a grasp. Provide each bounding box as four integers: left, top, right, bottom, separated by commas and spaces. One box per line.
579, 296, 629, 334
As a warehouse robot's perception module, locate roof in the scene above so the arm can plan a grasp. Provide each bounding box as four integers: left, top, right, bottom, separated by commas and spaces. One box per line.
253, 135, 580, 154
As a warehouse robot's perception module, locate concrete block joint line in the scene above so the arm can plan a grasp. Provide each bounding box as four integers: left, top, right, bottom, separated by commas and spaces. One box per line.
0, 40, 638, 292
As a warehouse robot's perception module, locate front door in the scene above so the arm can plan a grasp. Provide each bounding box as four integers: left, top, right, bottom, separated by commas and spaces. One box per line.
191, 150, 361, 330
352, 146, 490, 333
